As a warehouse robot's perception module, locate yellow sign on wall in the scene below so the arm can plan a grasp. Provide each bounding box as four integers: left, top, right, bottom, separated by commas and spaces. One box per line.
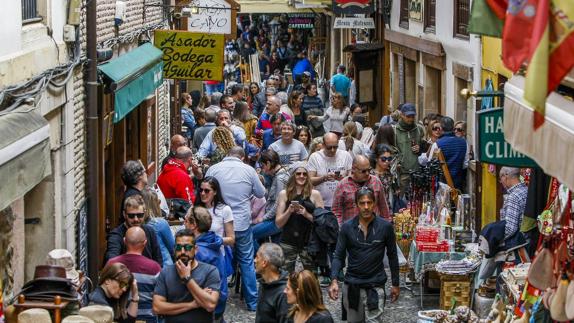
154, 30, 224, 81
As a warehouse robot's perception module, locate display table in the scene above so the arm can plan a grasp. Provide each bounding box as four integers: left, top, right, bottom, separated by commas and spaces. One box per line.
409, 241, 467, 308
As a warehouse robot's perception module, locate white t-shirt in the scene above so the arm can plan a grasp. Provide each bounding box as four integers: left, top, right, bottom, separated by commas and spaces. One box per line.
208, 203, 234, 240
269, 139, 309, 166
307, 149, 353, 207
338, 138, 371, 159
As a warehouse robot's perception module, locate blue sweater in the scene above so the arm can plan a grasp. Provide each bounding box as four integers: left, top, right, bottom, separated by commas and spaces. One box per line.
437, 132, 467, 190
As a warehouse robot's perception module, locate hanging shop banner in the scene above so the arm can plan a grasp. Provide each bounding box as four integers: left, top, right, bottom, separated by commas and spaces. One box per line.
288, 13, 315, 29
477, 108, 538, 167
409, 0, 422, 21
332, 0, 374, 15
334, 17, 375, 29
154, 30, 224, 81
187, 0, 232, 34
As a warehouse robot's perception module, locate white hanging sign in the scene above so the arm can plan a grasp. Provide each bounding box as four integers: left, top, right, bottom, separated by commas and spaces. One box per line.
333, 17, 375, 29
187, 0, 232, 34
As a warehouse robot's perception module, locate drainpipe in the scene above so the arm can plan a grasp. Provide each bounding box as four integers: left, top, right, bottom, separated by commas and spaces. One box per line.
86, 0, 100, 282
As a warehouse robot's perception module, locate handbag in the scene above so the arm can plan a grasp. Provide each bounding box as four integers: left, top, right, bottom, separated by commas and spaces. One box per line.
527, 242, 554, 290
153, 184, 170, 217
166, 198, 191, 221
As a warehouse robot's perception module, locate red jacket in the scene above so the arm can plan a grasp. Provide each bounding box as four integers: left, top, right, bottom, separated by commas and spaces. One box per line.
157, 158, 195, 203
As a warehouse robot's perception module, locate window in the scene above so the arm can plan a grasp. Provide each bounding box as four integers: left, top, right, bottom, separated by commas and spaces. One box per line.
399, 0, 409, 29
454, 0, 470, 39
424, 0, 436, 33
21, 0, 41, 24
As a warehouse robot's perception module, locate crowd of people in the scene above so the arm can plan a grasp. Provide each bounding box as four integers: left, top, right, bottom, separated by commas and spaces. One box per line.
87, 18, 474, 323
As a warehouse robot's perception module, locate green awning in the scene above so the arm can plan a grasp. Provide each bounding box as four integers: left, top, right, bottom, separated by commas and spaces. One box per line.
0, 106, 51, 211
98, 43, 164, 123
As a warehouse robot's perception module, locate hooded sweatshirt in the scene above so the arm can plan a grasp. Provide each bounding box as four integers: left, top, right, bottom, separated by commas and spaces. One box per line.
157, 158, 196, 203
255, 271, 290, 323
195, 231, 228, 315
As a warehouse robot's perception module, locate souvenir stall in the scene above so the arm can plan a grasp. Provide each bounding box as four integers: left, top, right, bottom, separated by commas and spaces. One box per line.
392, 159, 481, 312
487, 181, 574, 323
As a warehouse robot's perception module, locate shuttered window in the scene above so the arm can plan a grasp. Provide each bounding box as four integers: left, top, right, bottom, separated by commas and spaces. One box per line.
424, 0, 436, 33
400, 0, 409, 29
454, 0, 470, 39
22, 0, 41, 24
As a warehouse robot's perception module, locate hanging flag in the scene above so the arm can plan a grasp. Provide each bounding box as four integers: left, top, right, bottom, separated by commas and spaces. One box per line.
469, 0, 504, 37
486, 0, 508, 20
502, 0, 539, 73
524, 0, 574, 129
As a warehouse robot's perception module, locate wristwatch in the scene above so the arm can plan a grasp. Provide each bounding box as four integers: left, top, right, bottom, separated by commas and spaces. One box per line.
130, 299, 140, 303
181, 275, 192, 284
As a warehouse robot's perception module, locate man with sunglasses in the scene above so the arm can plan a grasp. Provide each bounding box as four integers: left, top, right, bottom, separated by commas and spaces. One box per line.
332, 155, 391, 226
104, 195, 164, 266
308, 132, 353, 209
153, 229, 221, 323
329, 188, 400, 322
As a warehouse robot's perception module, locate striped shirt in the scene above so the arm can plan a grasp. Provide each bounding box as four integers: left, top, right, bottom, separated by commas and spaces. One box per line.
500, 182, 528, 239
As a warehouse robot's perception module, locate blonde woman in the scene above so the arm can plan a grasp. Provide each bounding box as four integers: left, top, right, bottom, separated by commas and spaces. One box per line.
141, 187, 175, 267
210, 126, 236, 164
308, 92, 350, 137
337, 121, 370, 159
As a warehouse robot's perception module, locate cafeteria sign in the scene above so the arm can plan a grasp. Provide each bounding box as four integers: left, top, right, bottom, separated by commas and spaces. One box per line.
477, 108, 537, 167
288, 14, 315, 29
154, 30, 224, 81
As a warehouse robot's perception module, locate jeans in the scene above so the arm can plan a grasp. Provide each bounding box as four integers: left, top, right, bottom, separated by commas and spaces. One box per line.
234, 227, 258, 310
252, 219, 282, 253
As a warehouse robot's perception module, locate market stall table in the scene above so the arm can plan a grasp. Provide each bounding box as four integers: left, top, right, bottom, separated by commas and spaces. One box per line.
409, 241, 466, 308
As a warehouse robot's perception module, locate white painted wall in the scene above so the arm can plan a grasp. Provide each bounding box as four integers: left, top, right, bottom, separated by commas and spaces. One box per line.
0, 1, 23, 57
389, 0, 481, 118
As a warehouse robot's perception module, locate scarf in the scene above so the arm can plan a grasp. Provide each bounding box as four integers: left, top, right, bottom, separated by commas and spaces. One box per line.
398, 119, 415, 131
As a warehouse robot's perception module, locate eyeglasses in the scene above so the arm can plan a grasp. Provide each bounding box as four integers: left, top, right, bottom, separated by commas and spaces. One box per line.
175, 244, 195, 251
455, 128, 464, 132
325, 145, 338, 151
295, 172, 308, 177
200, 188, 213, 194
380, 156, 393, 162
432, 126, 442, 131
126, 212, 145, 219
118, 280, 129, 289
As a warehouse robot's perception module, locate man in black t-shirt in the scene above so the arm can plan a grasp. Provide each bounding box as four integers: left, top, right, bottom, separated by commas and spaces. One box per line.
153, 229, 221, 323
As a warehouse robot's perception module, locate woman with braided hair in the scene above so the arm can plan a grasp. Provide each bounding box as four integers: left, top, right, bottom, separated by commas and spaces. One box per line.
210, 126, 236, 165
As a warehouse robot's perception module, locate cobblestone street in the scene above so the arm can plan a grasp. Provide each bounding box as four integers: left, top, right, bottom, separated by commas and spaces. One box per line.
223, 280, 437, 322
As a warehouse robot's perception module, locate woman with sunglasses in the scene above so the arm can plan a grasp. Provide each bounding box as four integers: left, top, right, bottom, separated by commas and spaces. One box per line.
295, 125, 312, 153
284, 270, 334, 323
418, 119, 442, 166
195, 177, 235, 250
89, 262, 138, 323
454, 120, 473, 172
372, 144, 404, 213
275, 164, 324, 272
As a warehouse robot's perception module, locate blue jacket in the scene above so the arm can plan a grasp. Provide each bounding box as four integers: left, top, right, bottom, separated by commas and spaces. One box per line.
262, 129, 281, 151
292, 58, 314, 80
195, 231, 228, 315
181, 108, 196, 139
148, 218, 175, 267
437, 132, 467, 190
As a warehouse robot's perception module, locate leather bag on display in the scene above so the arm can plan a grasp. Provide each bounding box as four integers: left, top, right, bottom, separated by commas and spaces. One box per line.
550, 275, 570, 322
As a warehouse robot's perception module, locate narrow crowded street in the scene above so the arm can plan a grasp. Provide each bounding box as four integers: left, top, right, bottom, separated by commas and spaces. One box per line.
2, 0, 574, 323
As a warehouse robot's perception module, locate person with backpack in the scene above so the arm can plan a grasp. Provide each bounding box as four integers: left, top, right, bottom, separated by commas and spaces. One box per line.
393, 103, 425, 196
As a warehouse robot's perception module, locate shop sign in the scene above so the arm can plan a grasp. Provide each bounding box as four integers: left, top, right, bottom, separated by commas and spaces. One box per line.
288, 13, 315, 29
187, 0, 231, 34
154, 30, 224, 81
477, 108, 538, 167
332, 0, 374, 15
334, 17, 375, 29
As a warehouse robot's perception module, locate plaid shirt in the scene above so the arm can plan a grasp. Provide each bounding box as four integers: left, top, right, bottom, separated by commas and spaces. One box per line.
501, 182, 528, 239
331, 175, 391, 226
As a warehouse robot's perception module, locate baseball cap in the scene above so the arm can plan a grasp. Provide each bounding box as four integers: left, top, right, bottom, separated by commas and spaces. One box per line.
302, 71, 311, 77
400, 103, 416, 117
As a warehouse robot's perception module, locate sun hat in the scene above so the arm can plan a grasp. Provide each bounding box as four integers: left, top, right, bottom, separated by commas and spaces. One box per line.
46, 249, 80, 286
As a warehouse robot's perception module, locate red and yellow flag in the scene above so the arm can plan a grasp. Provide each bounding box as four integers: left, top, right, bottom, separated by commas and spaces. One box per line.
524, 0, 574, 129
502, 1, 539, 73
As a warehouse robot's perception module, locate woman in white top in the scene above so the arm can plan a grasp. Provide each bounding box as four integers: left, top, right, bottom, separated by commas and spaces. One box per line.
196, 176, 235, 248
308, 92, 350, 137
338, 121, 371, 159
418, 119, 442, 166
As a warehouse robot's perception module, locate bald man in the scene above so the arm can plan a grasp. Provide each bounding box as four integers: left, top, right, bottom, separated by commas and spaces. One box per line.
157, 146, 198, 204
107, 226, 162, 322
161, 134, 188, 170
332, 155, 391, 225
